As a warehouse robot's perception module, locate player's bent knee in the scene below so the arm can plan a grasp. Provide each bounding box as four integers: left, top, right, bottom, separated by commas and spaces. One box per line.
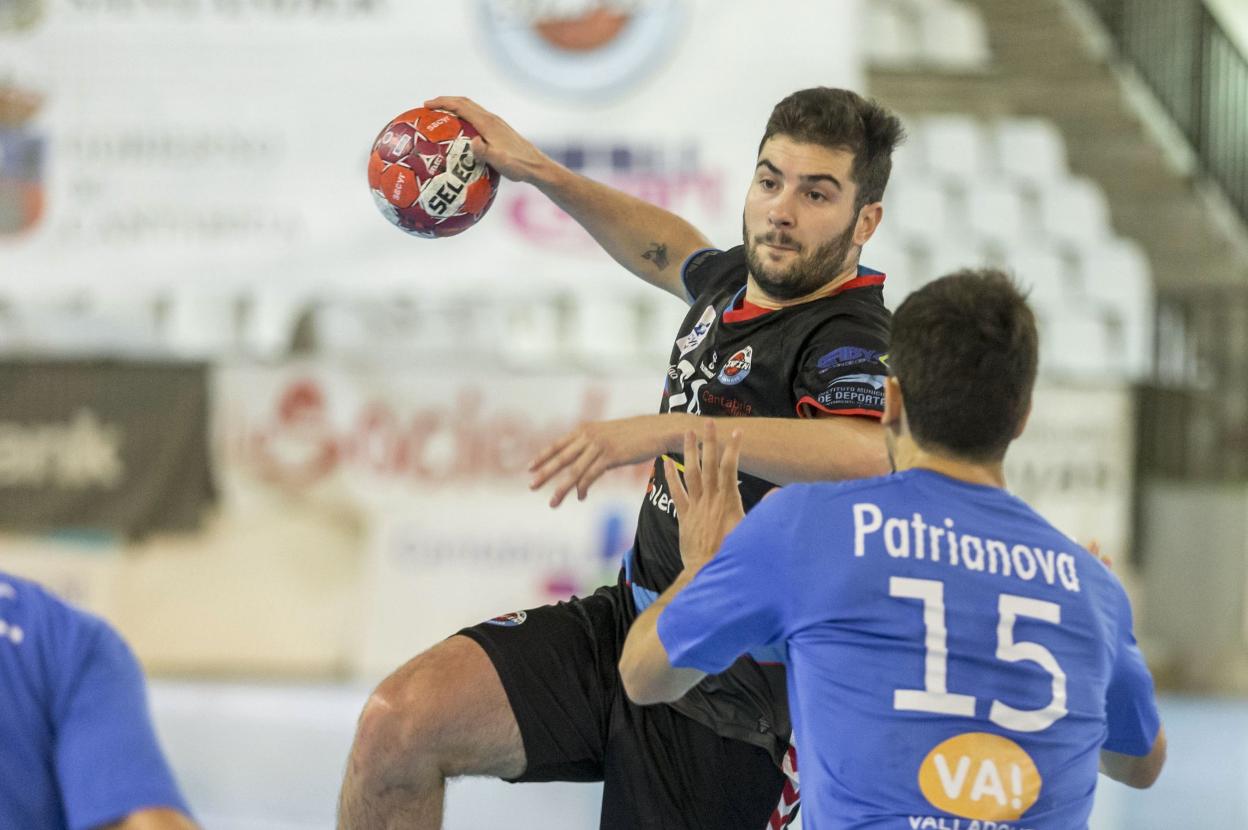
350, 636, 525, 781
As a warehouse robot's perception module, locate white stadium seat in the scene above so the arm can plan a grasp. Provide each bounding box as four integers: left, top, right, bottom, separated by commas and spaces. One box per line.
994, 119, 1069, 187
916, 240, 995, 287
888, 130, 927, 182
1003, 244, 1073, 319
864, 218, 918, 306
867, 0, 992, 70
1077, 238, 1155, 378
239, 289, 305, 361
920, 114, 994, 182
1038, 176, 1114, 248
918, 0, 992, 69
887, 176, 956, 246
1038, 307, 1115, 379
964, 178, 1033, 249
500, 297, 562, 367
865, 0, 923, 68
639, 295, 694, 361
567, 295, 642, 365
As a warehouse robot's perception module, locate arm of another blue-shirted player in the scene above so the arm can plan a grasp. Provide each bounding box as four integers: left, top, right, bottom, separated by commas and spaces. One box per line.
1097, 582, 1167, 789
620, 423, 790, 704
53, 615, 198, 830
425, 96, 713, 301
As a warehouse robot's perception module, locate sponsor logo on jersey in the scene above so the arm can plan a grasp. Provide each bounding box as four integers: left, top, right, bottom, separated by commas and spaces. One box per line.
699, 388, 753, 416
817, 346, 885, 373
698, 350, 718, 378
717, 346, 753, 385
916, 732, 1042, 822
833, 372, 886, 390
676, 305, 716, 356
817, 372, 886, 409
484, 610, 528, 627
645, 476, 678, 518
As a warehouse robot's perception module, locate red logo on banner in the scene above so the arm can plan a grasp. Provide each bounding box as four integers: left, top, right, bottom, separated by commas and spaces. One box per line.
234, 376, 653, 490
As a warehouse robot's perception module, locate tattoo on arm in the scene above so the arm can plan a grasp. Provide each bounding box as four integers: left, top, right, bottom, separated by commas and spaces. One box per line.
642, 242, 670, 271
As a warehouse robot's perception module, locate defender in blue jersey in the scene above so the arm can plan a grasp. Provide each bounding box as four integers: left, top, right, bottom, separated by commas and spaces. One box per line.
0, 570, 196, 830
621, 271, 1166, 829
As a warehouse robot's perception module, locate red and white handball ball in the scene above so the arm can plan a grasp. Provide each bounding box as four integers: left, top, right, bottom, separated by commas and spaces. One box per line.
367, 107, 501, 238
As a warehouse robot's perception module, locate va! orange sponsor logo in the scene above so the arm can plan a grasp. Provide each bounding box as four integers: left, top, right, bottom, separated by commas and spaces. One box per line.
918, 732, 1041, 821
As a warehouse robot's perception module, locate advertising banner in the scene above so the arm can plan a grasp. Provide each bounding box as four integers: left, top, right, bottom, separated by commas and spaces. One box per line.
0, 359, 215, 536
217, 364, 1136, 674
0, 0, 862, 297
1006, 382, 1136, 562
216, 362, 662, 672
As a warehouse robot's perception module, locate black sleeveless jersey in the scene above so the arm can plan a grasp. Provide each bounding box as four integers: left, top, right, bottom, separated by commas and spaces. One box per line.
621, 244, 892, 762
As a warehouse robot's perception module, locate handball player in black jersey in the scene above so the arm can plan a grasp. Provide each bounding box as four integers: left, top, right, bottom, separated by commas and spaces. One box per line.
340, 87, 906, 830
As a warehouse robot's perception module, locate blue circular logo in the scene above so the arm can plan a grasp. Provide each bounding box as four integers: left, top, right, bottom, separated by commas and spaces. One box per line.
478, 0, 687, 101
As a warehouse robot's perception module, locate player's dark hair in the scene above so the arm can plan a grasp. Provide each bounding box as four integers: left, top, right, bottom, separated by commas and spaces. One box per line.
890, 269, 1039, 462
759, 87, 906, 213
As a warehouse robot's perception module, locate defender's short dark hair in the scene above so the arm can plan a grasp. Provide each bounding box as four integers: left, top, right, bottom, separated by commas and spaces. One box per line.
890, 270, 1039, 462
759, 87, 906, 212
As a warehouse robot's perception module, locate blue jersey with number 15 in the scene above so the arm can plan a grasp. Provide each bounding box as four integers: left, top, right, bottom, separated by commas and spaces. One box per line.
658, 469, 1160, 830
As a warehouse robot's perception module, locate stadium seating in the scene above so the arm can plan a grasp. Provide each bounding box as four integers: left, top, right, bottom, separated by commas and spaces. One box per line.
871, 112, 1154, 381
865, 0, 992, 70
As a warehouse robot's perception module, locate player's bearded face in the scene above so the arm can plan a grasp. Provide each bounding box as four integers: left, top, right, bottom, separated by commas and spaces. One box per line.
743, 216, 859, 301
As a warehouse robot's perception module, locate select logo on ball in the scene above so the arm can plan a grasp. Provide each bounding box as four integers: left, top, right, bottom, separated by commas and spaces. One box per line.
367, 107, 500, 239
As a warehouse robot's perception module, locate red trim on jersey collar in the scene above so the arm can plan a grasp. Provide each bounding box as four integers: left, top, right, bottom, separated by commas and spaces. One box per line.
796, 395, 885, 420
723, 271, 887, 324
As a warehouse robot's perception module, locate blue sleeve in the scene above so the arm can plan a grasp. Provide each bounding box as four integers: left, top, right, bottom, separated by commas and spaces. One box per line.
656, 489, 799, 673
680, 247, 724, 304
1102, 585, 1161, 756
53, 614, 191, 830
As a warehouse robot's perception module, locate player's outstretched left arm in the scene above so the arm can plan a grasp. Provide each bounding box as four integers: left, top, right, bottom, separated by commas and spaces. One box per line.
530, 412, 887, 508
425, 96, 712, 300
620, 424, 744, 705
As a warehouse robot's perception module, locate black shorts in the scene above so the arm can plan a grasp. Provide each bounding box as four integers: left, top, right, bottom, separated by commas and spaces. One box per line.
458, 583, 786, 830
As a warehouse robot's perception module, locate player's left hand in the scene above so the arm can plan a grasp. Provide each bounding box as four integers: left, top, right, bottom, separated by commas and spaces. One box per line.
665, 421, 745, 572
529, 416, 669, 508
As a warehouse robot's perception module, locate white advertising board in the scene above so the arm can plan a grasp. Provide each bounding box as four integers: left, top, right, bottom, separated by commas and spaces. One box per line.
217, 364, 1136, 676
1, 0, 863, 296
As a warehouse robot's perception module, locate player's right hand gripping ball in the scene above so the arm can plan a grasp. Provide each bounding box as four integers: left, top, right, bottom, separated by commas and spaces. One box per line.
368, 107, 500, 238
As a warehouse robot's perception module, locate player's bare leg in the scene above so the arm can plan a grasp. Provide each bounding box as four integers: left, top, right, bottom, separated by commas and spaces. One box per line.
337, 635, 525, 830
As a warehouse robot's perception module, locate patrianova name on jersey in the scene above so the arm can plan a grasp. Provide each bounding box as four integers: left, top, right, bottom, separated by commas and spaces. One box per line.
852, 503, 1081, 593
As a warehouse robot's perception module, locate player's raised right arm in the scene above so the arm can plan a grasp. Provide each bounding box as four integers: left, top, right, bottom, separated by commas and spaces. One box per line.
426, 96, 712, 301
